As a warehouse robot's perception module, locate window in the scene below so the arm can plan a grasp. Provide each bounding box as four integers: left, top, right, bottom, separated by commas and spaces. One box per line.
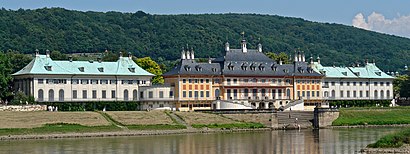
380, 90, 384, 98
227, 89, 231, 99
316, 91, 320, 97
128, 80, 133, 85
101, 80, 108, 84
331, 82, 335, 86
331, 90, 335, 98
49, 89, 54, 101
374, 90, 378, 98
149, 91, 153, 98
124, 90, 129, 100
81, 79, 89, 84
200, 91, 204, 97
183, 79, 186, 83
133, 90, 137, 100
380, 82, 384, 86
92, 90, 97, 99
159, 91, 164, 98
353, 82, 356, 86
194, 91, 199, 98
366, 91, 369, 97
59, 89, 64, 101
159, 104, 164, 108
227, 79, 231, 84
91, 79, 98, 85
38, 79, 44, 84
111, 90, 116, 98
189, 91, 192, 98
72, 79, 79, 84
200, 79, 204, 83
169, 91, 173, 97
360, 91, 363, 97
340, 82, 344, 86
297, 91, 301, 97
302, 91, 305, 97
102, 90, 107, 99
347, 91, 350, 97
188, 79, 192, 83
38, 89, 44, 101
374, 82, 378, 86
359, 82, 363, 86
307, 91, 310, 97
353, 91, 357, 97
245, 89, 249, 97
387, 90, 390, 98
347, 82, 350, 86
140, 92, 144, 98
205, 79, 209, 83
386, 82, 390, 86
183, 91, 187, 98
340, 91, 344, 98
366, 82, 369, 86
110, 80, 117, 84
206, 91, 210, 97
233, 79, 238, 84
72, 90, 77, 99
82, 90, 87, 99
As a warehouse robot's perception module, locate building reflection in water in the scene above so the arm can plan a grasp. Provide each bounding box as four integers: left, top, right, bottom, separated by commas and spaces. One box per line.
0, 128, 402, 154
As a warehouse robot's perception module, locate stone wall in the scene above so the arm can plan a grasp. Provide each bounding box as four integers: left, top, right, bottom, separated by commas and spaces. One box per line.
222, 113, 274, 128
315, 108, 339, 128
0, 105, 47, 111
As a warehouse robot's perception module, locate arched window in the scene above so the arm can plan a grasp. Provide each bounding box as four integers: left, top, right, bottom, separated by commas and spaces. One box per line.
59, 89, 64, 102
133, 90, 138, 100
324, 91, 329, 97
38, 89, 44, 102
380, 90, 384, 98
215, 89, 220, 99
49, 89, 54, 102
286, 89, 291, 99
124, 89, 129, 101
331, 90, 336, 98
374, 90, 378, 98
387, 90, 390, 98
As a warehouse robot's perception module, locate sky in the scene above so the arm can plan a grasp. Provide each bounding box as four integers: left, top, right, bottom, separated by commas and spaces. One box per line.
2, 0, 410, 38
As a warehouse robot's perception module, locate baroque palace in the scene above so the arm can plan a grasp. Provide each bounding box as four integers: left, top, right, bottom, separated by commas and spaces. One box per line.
13, 39, 394, 111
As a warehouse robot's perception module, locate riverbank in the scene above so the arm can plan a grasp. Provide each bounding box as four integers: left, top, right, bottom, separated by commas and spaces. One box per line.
361, 128, 410, 153
332, 107, 410, 126
0, 128, 272, 140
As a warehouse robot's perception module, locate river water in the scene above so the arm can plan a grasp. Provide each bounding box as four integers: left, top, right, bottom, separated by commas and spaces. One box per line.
0, 127, 403, 154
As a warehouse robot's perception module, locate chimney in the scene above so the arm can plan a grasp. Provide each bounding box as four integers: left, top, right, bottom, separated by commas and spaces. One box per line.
294, 51, 298, 62
119, 52, 123, 58
279, 59, 283, 65
241, 39, 247, 53
190, 47, 194, 59
301, 51, 305, 62
208, 57, 212, 64
186, 50, 191, 59
97, 56, 102, 63
46, 49, 50, 57
297, 51, 301, 62
257, 43, 262, 52
181, 47, 186, 60
69, 56, 73, 62
128, 52, 132, 59
35, 49, 39, 56
225, 42, 230, 52
317, 56, 321, 64
310, 56, 313, 64
372, 59, 375, 64
365, 59, 368, 65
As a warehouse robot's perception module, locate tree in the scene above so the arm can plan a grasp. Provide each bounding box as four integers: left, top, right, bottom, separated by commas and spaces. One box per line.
134, 57, 164, 84
0, 52, 13, 101
50, 50, 68, 60
266, 52, 290, 64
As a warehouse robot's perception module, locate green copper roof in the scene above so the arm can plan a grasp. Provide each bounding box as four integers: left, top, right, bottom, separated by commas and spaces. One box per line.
312, 62, 394, 79
12, 55, 154, 76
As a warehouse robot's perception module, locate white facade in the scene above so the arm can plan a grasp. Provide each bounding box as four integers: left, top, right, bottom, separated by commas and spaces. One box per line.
139, 85, 175, 110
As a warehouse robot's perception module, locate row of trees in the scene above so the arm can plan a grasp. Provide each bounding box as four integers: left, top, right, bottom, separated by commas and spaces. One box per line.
0, 8, 409, 71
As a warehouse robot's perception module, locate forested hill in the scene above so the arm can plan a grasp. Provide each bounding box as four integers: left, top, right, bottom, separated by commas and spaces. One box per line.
1, 8, 409, 71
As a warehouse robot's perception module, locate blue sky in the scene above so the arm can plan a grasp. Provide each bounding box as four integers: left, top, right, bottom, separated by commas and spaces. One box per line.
2, 0, 410, 37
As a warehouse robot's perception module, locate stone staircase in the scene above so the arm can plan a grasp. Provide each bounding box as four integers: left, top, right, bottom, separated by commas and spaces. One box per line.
276, 111, 314, 129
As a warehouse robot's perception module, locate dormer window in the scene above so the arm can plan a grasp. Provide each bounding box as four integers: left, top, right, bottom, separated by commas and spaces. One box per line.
78, 67, 84, 72
342, 72, 347, 76
44, 66, 52, 71
184, 65, 191, 71
212, 68, 217, 72
283, 69, 289, 73
354, 72, 360, 76
98, 67, 104, 72
228, 63, 234, 70
241, 63, 247, 70
195, 65, 202, 71
258, 64, 265, 71
128, 68, 135, 73
375, 72, 381, 76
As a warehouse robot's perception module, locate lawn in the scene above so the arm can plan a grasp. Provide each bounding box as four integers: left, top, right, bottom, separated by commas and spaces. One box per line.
175, 112, 264, 129
0, 111, 110, 128
332, 107, 410, 126
368, 128, 410, 148
105, 111, 174, 125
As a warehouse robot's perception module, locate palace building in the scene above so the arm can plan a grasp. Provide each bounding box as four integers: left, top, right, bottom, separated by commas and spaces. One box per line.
311, 59, 394, 103
12, 51, 154, 102
163, 39, 323, 111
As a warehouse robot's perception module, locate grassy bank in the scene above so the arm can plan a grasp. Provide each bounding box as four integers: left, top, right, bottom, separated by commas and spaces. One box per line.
192, 123, 264, 129
332, 107, 410, 126
368, 128, 410, 148
0, 123, 120, 136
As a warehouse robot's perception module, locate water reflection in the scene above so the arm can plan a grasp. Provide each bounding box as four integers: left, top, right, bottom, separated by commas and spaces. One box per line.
0, 128, 402, 154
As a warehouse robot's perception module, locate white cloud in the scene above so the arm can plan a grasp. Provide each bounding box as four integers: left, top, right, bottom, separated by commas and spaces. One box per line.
352, 12, 410, 38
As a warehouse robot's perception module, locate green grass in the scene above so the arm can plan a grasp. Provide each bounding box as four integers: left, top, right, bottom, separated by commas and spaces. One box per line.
127, 124, 186, 130
332, 107, 410, 126
368, 129, 410, 148
0, 123, 120, 136
192, 123, 264, 129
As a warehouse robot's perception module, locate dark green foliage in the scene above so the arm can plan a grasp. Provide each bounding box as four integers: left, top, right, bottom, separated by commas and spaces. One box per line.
368, 129, 410, 148
329, 100, 391, 108
0, 8, 409, 71
37, 101, 140, 111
